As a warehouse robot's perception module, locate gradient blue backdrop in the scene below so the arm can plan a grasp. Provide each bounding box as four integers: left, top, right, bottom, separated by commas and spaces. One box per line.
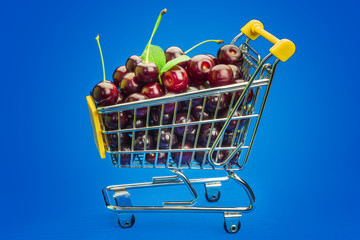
1, 0, 359, 239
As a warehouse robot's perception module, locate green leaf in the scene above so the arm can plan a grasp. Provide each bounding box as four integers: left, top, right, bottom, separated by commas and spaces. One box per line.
159, 55, 191, 74
140, 44, 166, 71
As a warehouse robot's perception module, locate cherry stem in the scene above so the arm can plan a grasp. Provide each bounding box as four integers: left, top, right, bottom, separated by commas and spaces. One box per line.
95, 35, 106, 82
184, 40, 224, 55
145, 8, 167, 63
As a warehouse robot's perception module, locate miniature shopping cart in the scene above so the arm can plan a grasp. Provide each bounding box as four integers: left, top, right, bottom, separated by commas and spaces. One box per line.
86, 20, 295, 233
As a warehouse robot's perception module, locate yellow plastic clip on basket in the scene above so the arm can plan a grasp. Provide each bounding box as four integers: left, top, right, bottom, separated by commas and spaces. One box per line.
86, 19, 295, 233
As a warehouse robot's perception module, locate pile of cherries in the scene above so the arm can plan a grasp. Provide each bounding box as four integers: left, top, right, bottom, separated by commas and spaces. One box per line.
91, 43, 253, 167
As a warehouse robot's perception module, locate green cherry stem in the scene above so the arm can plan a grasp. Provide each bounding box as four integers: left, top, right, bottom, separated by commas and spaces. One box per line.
95, 35, 106, 82
145, 8, 167, 63
184, 39, 224, 55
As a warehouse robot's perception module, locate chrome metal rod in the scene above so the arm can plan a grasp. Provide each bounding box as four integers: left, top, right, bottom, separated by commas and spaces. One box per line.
208, 53, 273, 167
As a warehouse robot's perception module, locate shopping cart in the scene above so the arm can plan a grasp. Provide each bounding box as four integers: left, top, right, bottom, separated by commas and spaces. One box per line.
86, 20, 295, 233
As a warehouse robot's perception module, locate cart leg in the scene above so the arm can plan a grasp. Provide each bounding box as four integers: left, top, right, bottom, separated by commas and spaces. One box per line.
113, 189, 135, 228
204, 182, 221, 202
227, 170, 256, 211
224, 212, 242, 233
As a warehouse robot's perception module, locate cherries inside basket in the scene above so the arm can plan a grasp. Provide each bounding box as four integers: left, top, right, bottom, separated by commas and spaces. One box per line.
90, 9, 254, 167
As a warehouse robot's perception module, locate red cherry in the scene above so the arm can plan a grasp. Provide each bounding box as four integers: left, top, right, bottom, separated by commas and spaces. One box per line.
208, 64, 234, 87
125, 93, 149, 118
120, 72, 142, 96
91, 80, 118, 107
187, 54, 215, 84
112, 65, 128, 87
161, 65, 189, 92
141, 82, 164, 98
217, 45, 243, 65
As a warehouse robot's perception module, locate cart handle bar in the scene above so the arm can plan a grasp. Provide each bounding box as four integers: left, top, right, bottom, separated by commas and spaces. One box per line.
241, 20, 295, 62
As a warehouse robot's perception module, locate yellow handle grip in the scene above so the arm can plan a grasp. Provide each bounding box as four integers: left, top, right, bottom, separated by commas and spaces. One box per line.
241, 20, 295, 62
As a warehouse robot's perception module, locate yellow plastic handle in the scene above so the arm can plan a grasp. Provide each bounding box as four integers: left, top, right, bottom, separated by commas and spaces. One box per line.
241, 20, 295, 62
86, 96, 106, 159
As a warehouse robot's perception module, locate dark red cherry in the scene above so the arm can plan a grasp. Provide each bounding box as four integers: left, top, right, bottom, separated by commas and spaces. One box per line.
157, 92, 182, 114
187, 55, 215, 84
174, 113, 196, 136
183, 86, 204, 108
112, 65, 128, 87
125, 93, 149, 118
135, 62, 159, 85
116, 91, 126, 104
145, 152, 168, 165
205, 93, 229, 113
215, 150, 240, 165
185, 127, 198, 144
217, 109, 244, 133
217, 45, 243, 65
227, 64, 242, 80
120, 72, 142, 96
150, 107, 173, 125
171, 142, 194, 166
141, 82, 164, 98
125, 55, 142, 72
104, 111, 128, 130
164, 46, 188, 68
191, 105, 211, 121
155, 128, 179, 149
199, 124, 220, 146
162, 65, 189, 92
208, 64, 234, 87
119, 144, 132, 165
134, 132, 154, 150
108, 133, 129, 148
206, 54, 218, 65
125, 117, 146, 129
231, 80, 254, 106
91, 80, 118, 107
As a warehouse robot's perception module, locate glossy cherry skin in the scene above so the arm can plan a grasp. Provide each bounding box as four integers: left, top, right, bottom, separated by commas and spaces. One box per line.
162, 65, 189, 92
185, 127, 198, 144
191, 105, 211, 121
217, 44, 243, 65
222, 132, 237, 147
125, 55, 142, 72
198, 124, 220, 146
119, 144, 132, 165
91, 80, 118, 107
194, 149, 239, 166
187, 55, 215, 84
112, 65, 128, 87
104, 111, 128, 130
145, 152, 168, 165
108, 133, 129, 149
217, 108, 244, 133
135, 62, 159, 85
171, 142, 194, 166
230, 80, 254, 106
150, 107, 173, 126
120, 73, 142, 96
116, 91, 126, 104
205, 93, 229, 113
134, 132, 154, 150
141, 82, 164, 98
157, 92, 182, 114
208, 64, 234, 87
183, 86, 204, 108
206, 54, 218, 65
125, 117, 146, 129
228, 64, 242, 80
125, 93, 149, 118
174, 113, 195, 136
164, 46, 188, 68
154, 128, 179, 149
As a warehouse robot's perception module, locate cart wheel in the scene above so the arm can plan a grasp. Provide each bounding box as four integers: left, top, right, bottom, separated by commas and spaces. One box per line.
205, 190, 221, 202
118, 214, 135, 228
224, 220, 241, 233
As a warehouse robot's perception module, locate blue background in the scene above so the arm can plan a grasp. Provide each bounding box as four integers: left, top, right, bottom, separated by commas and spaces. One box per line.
1, 0, 359, 239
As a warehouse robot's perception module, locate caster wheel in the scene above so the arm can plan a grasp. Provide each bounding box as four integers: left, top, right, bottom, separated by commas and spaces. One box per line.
224, 221, 241, 233
118, 214, 135, 228
205, 190, 221, 202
